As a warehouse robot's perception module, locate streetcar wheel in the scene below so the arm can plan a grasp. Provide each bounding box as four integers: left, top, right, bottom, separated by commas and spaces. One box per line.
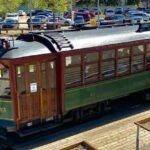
0, 138, 10, 150
0, 128, 11, 149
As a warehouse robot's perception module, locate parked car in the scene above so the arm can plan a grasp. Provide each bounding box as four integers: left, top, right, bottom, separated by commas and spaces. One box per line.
115, 7, 124, 14
2, 19, 19, 29
134, 12, 150, 21
58, 16, 74, 26
73, 15, 86, 28
114, 14, 131, 23
27, 18, 44, 29
75, 12, 91, 22
100, 16, 119, 25
5, 13, 19, 21
91, 8, 101, 15
96, 17, 105, 26
34, 15, 48, 23
46, 18, 61, 30
145, 8, 150, 14
104, 8, 115, 17
127, 13, 144, 24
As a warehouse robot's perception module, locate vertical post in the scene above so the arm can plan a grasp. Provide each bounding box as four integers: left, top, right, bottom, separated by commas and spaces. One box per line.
29, 0, 33, 31
71, 0, 73, 21
97, 0, 100, 20
136, 125, 140, 150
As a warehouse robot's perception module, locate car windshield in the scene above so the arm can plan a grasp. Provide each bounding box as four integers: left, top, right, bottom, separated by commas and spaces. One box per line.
49, 18, 58, 22
75, 17, 84, 23
7, 15, 17, 17
0, 65, 11, 98
5, 19, 16, 23
32, 18, 41, 22
115, 15, 124, 19
107, 10, 114, 13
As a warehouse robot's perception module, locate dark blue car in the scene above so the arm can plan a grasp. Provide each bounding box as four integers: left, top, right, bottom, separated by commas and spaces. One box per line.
2, 19, 19, 29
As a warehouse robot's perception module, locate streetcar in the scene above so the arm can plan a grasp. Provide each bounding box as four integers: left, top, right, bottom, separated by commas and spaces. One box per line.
0, 23, 150, 148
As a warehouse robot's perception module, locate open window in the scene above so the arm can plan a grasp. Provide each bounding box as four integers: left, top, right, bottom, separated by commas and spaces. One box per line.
84, 52, 99, 83
132, 45, 144, 73
101, 50, 115, 79
146, 44, 150, 70
0, 63, 10, 98
65, 55, 81, 88
117, 47, 130, 76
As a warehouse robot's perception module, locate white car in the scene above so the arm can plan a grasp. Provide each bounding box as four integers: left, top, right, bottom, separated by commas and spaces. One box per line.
104, 8, 115, 17
5, 13, 19, 21
128, 13, 144, 24
18, 10, 26, 16
131, 12, 150, 22
58, 16, 74, 26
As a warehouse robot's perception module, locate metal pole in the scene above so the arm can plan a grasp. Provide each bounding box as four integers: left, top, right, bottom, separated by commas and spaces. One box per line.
136, 125, 140, 150
97, 0, 100, 20
29, 0, 33, 31
71, 0, 73, 21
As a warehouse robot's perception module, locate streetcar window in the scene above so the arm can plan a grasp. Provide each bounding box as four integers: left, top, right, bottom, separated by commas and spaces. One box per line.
117, 58, 130, 75
102, 50, 115, 60
132, 55, 144, 72
132, 45, 144, 55
0, 67, 10, 97
16, 66, 25, 94
85, 63, 99, 83
65, 55, 81, 66
101, 60, 115, 79
29, 64, 36, 73
118, 48, 130, 57
147, 44, 150, 52
85, 52, 99, 62
29, 64, 36, 83
65, 67, 81, 87
48, 61, 56, 88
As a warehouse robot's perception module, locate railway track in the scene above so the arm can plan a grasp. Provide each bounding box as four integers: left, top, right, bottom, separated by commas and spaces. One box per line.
12, 100, 150, 150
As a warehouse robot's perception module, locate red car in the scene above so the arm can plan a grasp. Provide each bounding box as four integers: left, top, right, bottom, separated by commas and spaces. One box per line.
46, 18, 61, 30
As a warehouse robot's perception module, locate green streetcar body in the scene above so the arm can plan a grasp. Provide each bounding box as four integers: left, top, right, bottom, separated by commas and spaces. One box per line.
0, 99, 13, 120
0, 99, 14, 127
64, 71, 150, 111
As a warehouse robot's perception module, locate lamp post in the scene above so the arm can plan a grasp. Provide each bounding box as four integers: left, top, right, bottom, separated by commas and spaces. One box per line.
71, 0, 73, 21
29, 0, 33, 31
97, 0, 100, 20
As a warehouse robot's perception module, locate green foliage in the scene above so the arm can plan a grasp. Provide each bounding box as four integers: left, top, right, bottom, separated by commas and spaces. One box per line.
127, 0, 140, 5
46, 0, 68, 13
0, 0, 23, 15
22, 0, 68, 13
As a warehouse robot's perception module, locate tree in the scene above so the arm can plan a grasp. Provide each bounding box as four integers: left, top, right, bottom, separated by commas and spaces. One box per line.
127, 0, 140, 5
22, 0, 68, 14
46, 0, 68, 14
0, 0, 23, 15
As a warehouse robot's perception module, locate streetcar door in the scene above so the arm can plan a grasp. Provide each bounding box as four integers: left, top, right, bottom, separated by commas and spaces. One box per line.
16, 64, 41, 123
40, 61, 57, 120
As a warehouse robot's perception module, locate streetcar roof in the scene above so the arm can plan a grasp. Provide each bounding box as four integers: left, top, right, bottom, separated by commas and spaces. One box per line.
63, 25, 150, 51
1, 40, 50, 59
1, 25, 150, 59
